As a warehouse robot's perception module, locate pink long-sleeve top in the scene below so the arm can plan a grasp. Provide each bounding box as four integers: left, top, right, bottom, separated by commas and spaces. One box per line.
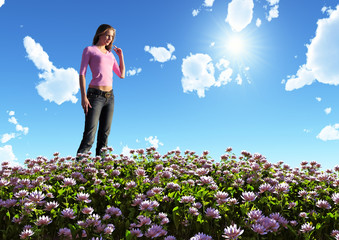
79, 46, 121, 87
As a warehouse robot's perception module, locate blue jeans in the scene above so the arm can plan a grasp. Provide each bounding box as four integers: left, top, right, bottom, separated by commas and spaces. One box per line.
77, 88, 114, 156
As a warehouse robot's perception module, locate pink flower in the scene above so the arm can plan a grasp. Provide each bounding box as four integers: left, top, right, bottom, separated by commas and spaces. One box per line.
251, 223, 267, 235
82, 207, 94, 215
332, 193, 339, 204
248, 210, 262, 221
76, 192, 91, 203
144, 225, 167, 238
222, 224, 244, 239
106, 206, 122, 216
190, 232, 213, 240
241, 191, 257, 202
58, 228, 72, 239
130, 228, 143, 237
61, 208, 76, 219
316, 200, 331, 209
189, 207, 200, 216
180, 196, 195, 203
300, 223, 314, 233
61, 177, 76, 187
35, 216, 52, 226
205, 207, 221, 219
14, 190, 29, 198
28, 190, 45, 203
20, 229, 34, 239
137, 215, 152, 227
44, 201, 59, 211
104, 224, 115, 234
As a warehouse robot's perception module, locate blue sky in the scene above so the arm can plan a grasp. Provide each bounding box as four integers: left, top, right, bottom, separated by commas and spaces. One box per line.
1, 0, 339, 170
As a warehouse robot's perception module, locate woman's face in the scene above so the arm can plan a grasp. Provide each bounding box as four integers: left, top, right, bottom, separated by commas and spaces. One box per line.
99, 29, 114, 46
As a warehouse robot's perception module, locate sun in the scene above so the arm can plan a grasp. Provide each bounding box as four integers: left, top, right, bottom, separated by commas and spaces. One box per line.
227, 34, 247, 57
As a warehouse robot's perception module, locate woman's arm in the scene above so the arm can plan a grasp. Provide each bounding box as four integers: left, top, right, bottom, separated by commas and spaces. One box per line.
113, 45, 125, 79
79, 75, 91, 115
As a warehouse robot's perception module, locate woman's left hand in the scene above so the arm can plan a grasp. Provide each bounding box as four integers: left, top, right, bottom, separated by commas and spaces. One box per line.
113, 45, 123, 58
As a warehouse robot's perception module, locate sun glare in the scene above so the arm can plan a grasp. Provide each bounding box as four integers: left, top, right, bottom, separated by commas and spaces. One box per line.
227, 35, 246, 56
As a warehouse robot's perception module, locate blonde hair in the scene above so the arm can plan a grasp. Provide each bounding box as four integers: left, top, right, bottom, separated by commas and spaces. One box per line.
92, 24, 116, 51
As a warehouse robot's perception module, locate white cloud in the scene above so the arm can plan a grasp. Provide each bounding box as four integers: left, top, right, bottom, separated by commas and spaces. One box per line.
121, 145, 131, 157
325, 107, 332, 114
304, 129, 311, 133
317, 124, 339, 141
16, 125, 29, 135
226, 0, 254, 32
126, 67, 142, 77
8, 111, 15, 116
144, 43, 176, 63
285, 5, 339, 91
192, 9, 200, 17
204, 0, 215, 7
285, 64, 315, 91
316, 97, 322, 102
267, 4, 279, 22
24, 36, 79, 105
182, 55, 237, 97
236, 74, 243, 85
1, 133, 16, 143
266, 0, 279, 5
210, 42, 215, 47
0, 145, 20, 166
0, 0, 5, 8
8, 116, 18, 125
256, 18, 262, 27
181, 53, 215, 98
145, 136, 163, 149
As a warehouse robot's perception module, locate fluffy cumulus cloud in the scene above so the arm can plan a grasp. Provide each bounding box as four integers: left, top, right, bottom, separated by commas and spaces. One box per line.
126, 67, 142, 77
0, 0, 5, 8
1, 133, 15, 144
23, 36, 79, 105
256, 18, 262, 27
181, 53, 215, 98
181, 54, 235, 97
0, 145, 20, 166
226, 0, 254, 32
145, 136, 163, 149
266, 0, 280, 22
317, 124, 339, 141
285, 5, 339, 91
144, 43, 176, 63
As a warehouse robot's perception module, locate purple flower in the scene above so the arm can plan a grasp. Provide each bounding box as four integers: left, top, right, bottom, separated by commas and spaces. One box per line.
130, 228, 143, 237
222, 224, 244, 239
190, 232, 213, 240
61, 177, 76, 187
61, 208, 76, 219
180, 196, 195, 203
189, 207, 200, 216
332, 193, 339, 204
164, 236, 176, 240
76, 192, 91, 203
247, 210, 262, 221
35, 216, 52, 226
14, 190, 29, 198
58, 228, 72, 238
251, 223, 267, 235
28, 190, 45, 203
106, 206, 122, 216
241, 191, 257, 202
144, 224, 167, 238
104, 224, 115, 234
44, 201, 59, 211
205, 207, 221, 219
20, 229, 34, 239
316, 200, 331, 209
82, 207, 94, 215
300, 223, 314, 233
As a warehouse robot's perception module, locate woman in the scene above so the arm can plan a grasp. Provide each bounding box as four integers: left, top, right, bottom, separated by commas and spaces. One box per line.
77, 24, 125, 157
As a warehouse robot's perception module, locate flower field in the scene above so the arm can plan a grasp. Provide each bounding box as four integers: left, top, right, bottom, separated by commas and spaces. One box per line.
0, 147, 339, 240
